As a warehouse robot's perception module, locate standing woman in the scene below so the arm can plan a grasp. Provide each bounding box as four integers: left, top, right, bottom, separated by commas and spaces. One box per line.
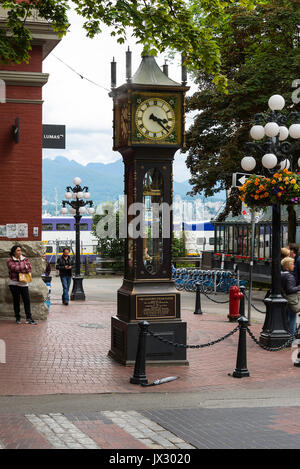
7, 245, 37, 324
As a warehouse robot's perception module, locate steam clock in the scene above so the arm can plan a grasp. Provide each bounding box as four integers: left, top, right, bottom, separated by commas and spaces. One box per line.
109, 53, 189, 365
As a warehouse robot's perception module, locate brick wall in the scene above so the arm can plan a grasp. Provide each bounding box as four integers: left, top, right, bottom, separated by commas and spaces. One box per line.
0, 45, 44, 241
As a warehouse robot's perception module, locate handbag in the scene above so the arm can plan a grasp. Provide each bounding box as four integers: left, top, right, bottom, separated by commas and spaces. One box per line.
283, 292, 300, 313
19, 272, 32, 283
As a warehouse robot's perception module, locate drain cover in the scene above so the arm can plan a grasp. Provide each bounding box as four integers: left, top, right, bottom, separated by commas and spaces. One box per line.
78, 323, 106, 329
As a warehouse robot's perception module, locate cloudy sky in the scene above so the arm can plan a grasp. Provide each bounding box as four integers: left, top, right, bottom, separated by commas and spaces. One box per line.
42, 8, 197, 182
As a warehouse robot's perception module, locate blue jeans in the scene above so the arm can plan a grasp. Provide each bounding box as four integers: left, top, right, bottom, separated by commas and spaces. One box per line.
60, 276, 71, 303
287, 306, 297, 336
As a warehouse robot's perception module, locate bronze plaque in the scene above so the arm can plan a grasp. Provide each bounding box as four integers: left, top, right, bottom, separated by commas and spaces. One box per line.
136, 295, 176, 319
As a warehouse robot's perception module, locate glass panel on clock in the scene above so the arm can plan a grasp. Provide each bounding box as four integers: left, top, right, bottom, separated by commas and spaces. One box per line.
143, 169, 163, 275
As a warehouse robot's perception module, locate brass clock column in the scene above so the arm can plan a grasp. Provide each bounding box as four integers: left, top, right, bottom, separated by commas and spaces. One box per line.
109, 54, 189, 365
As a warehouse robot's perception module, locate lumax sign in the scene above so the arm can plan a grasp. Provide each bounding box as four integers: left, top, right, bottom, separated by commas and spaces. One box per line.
42, 124, 66, 149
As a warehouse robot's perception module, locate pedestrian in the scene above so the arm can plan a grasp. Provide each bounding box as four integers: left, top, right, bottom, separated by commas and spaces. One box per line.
56, 247, 73, 305
281, 256, 300, 336
289, 243, 300, 285
7, 245, 37, 324
281, 247, 290, 259
281, 247, 290, 271
42, 253, 51, 277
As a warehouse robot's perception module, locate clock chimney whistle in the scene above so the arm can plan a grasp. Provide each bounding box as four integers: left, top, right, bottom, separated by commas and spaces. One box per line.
111, 57, 117, 89
126, 47, 132, 83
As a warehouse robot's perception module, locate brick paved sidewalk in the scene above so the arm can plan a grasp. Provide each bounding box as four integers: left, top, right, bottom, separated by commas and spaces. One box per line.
1, 291, 300, 450
0, 295, 299, 396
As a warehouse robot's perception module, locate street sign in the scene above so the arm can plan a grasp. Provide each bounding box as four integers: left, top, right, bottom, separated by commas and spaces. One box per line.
42, 124, 66, 149
232, 172, 251, 187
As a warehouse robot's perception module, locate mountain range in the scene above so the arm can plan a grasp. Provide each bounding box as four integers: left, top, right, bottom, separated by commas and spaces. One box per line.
42, 156, 225, 217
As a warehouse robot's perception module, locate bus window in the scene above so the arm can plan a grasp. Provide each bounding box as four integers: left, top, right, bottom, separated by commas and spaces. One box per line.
56, 223, 71, 231
209, 237, 214, 246
80, 223, 89, 231
46, 246, 53, 253
42, 224, 53, 231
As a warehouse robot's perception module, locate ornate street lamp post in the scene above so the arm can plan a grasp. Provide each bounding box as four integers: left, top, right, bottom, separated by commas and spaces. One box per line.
242, 94, 300, 347
61, 177, 95, 300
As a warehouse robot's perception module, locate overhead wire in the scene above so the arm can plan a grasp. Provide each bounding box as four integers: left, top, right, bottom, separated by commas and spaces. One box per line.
52, 54, 111, 92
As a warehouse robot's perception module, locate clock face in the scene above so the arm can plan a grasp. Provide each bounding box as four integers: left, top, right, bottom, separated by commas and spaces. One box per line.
135, 98, 176, 141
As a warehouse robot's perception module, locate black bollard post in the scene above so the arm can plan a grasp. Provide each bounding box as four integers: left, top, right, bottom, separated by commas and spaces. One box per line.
239, 285, 245, 317
130, 321, 149, 385
232, 316, 250, 378
194, 283, 203, 315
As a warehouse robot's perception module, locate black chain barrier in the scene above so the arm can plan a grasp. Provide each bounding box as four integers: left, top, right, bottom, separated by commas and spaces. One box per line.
246, 323, 300, 352
201, 288, 230, 304
243, 290, 266, 314
147, 325, 239, 349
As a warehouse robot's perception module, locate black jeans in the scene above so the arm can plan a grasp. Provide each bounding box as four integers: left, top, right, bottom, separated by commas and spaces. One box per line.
9, 285, 32, 320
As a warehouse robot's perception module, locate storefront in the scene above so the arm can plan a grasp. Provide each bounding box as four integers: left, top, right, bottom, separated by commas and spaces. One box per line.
212, 206, 300, 282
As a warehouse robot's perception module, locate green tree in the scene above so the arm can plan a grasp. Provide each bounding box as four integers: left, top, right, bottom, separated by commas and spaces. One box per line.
172, 231, 186, 258
92, 202, 125, 259
0, 0, 262, 90
184, 0, 300, 226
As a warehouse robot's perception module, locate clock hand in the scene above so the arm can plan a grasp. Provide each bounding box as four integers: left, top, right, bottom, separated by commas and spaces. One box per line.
149, 113, 169, 132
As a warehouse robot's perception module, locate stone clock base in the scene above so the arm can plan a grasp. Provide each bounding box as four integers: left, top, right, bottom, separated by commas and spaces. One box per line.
108, 316, 188, 366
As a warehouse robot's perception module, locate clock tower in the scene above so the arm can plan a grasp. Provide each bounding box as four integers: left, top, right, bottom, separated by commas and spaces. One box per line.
108, 54, 189, 365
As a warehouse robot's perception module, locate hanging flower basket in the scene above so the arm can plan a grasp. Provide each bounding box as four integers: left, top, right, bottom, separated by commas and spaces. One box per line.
238, 169, 300, 208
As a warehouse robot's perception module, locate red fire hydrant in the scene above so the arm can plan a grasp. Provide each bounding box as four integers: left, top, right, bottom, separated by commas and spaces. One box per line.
228, 286, 243, 322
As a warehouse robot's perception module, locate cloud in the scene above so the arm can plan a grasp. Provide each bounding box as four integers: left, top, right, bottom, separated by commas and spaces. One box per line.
42, 8, 193, 181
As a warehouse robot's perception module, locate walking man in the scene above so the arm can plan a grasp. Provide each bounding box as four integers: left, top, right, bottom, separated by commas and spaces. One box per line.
56, 248, 73, 305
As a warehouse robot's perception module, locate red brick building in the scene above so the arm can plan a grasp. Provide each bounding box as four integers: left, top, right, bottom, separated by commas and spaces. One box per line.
0, 7, 60, 319
0, 9, 60, 241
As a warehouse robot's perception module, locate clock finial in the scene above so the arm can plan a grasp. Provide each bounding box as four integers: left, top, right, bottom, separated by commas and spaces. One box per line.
126, 47, 132, 83
111, 57, 116, 89
181, 55, 187, 86
163, 61, 169, 77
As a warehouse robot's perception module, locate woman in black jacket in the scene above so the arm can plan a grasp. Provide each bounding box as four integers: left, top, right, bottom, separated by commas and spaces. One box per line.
281, 257, 300, 336
56, 248, 74, 305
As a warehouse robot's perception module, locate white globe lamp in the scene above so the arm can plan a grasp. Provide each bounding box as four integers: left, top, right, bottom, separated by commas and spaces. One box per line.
241, 156, 256, 172
70, 208, 76, 214
278, 126, 289, 141
60, 207, 68, 214
79, 206, 86, 214
289, 124, 300, 139
76, 191, 83, 199
250, 125, 265, 140
264, 122, 279, 138
88, 207, 95, 215
65, 192, 72, 199
268, 94, 285, 111
262, 153, 278, 169
84, 192, 90, 199
73, 177, 82, 186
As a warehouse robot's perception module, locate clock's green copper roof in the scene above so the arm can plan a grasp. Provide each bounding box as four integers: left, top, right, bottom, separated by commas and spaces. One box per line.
132, 55, 181, 86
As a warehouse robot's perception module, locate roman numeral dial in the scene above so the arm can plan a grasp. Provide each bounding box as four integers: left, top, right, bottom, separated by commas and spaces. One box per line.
135, 98, 175, 141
